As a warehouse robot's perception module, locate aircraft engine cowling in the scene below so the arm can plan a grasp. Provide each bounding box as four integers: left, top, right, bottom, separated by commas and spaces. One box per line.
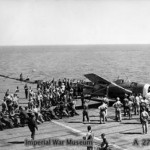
143, 84, 150, 98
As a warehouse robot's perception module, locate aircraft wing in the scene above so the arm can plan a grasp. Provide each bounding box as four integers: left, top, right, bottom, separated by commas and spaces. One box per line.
84, 73, 111, 85
84, 73, 132, 94
111, 82, 132, 94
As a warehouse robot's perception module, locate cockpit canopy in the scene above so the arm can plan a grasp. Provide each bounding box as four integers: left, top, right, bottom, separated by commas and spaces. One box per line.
114, 79, 124, 84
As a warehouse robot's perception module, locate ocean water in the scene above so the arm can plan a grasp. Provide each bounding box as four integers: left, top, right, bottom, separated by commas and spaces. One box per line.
0, 44, 150, 84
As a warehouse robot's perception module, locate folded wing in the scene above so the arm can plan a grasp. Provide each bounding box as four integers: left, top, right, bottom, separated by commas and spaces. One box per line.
84, 73, 132, 94
84, 73, 111, 85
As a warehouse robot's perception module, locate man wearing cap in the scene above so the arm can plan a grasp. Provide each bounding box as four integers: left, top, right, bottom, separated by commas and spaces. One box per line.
127, 99, 133, 120
141, 107, 149, 134
123, 94, 129, 116
98, 99, 108, 124
134, 94, 140, 115
140, 97, 147, 123
83, 99, 90, 123
113, 97, 123, 122
103, 96, 109, 121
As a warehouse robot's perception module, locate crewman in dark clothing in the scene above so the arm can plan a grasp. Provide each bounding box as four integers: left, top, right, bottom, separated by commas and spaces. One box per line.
24, 84, 29, 99
0, 112, 13, 129
58, 79, 62, 87
66, 79, 71, 91
83, 125, 94, 150
81, 93, 84, 108
2, 98, 8, 113
19, 106, 29, 127
101, 133, 109, 150
28, 113, 38, 140
20, 73, 23, 81
0, 120, 4, 130
83, 100, 90, 123
5, 89, 10, 97
0, 113, 5, 130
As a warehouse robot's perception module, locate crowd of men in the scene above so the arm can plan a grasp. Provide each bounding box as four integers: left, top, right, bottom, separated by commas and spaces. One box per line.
1, 77, 150, 142
0, 78, 84, 134
97, 93, 150, 134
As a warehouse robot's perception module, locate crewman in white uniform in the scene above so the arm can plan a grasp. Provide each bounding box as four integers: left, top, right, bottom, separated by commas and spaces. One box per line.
98, 100, 108, 124
141, 107, 149, 134
113, 97, 123, 122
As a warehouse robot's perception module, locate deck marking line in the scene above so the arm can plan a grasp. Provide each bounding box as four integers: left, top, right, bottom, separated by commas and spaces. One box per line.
52, 120, 128, 150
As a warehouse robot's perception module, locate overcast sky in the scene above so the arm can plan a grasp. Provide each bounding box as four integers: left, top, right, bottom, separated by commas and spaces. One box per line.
0, 0, 150, 45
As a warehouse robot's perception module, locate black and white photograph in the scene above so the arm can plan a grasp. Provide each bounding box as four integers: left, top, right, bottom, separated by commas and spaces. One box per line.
0, 0, 150, 150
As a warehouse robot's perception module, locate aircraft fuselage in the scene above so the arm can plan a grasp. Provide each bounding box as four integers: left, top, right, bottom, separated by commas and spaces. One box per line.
83, 80, 150, 99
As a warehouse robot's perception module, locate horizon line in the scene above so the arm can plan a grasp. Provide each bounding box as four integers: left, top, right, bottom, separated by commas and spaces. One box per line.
0, 43, 150, 47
